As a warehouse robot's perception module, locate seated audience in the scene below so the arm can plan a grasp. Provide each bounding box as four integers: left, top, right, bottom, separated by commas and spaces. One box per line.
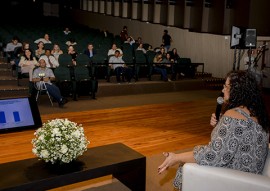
147, 45, 154, 52
12, 41, 31, 76
124, 36, 135, 46
34, 33, 52, 44
18, 49, 39, 95
107, 43, 123, 58
162, 52, 176, 80
136, 37, 143, 44
159, 47, 166, 58
83, 43, 96, 59
65, 37, 77, 46
136, 43, 147, 54
169, 48, 180, 63
108, 50, 133, 83
32, 59, 67, 108
63, 27, 71, 35
51, 43, 64, 61
35, 41, 45, 59
67, 45, 78, 66
4, 36, 22, 63
152, 52, 170, 82
158, 70, 270, 190
101, 28, 109, 38
39, 49, 59, 69
18, 49, 39, 80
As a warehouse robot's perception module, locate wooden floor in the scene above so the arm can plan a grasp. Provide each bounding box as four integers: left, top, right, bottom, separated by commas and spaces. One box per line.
0, 99, 216, 164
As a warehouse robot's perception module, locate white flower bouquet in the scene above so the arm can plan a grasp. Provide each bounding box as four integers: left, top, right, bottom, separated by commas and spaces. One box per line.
32, 118, 90, 164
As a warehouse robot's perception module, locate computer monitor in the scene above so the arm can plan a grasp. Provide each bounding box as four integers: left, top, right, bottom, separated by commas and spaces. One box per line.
0, 97, 42, 133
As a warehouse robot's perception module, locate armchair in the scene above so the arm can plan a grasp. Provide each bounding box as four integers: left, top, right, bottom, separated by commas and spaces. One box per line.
182, 148, 270, 191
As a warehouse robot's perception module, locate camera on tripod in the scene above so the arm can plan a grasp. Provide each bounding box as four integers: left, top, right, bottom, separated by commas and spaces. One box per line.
38, 73, 45, 81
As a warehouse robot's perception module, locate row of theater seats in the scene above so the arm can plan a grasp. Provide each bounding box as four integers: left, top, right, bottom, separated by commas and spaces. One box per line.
54, 51, 197, 83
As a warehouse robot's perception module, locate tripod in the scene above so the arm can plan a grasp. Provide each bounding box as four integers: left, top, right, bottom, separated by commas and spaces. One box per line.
232, 47, 245, 71
35, 79, 53, 106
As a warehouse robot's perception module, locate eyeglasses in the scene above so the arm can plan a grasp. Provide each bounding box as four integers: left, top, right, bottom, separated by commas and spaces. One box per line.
223, 84, 231, 89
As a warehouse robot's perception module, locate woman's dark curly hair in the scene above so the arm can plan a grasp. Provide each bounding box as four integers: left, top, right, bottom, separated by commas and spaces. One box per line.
224, 70, 269, 132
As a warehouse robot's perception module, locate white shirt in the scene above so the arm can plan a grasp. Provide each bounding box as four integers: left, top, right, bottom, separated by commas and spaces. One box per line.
5, 42, 22, 52
39, 55, 59, 68
107, 48, 123, 56
109, 56, 125, 70
34, 38, 52, 44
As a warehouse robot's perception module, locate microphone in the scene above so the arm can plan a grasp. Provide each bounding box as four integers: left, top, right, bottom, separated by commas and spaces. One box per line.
215, 96, 224, 121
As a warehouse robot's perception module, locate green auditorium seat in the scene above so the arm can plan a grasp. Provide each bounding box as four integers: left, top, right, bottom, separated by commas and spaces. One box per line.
134, 50, 148, 81
58, 53, 73, 67
74, 65, 98, 99
54, 66, 75, 99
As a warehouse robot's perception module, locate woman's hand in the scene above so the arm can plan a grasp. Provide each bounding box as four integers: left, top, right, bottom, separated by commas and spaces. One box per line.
210, 113, 218, 127
158, 152, 180, 174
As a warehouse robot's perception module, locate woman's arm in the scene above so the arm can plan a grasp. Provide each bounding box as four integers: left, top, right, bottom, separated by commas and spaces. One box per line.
158, 151, 195, 174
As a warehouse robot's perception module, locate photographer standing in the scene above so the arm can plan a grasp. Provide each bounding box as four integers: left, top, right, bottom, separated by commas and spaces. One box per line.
32, 59, 67, 108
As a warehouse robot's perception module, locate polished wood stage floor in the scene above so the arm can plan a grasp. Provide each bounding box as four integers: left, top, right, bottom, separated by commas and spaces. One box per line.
0, 99, 216, 164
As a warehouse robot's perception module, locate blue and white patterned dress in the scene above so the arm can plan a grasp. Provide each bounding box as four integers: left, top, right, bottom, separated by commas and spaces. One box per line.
173, 108, 269, 190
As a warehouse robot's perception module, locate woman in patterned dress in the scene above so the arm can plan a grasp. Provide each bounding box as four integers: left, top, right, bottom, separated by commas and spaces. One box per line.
158, 70, 270, 190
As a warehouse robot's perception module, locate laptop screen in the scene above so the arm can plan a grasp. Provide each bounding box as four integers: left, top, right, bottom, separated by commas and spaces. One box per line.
0, 97, 42, 133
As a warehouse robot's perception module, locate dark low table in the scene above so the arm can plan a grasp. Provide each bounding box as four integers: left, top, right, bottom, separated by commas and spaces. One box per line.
0, 143, 146, 191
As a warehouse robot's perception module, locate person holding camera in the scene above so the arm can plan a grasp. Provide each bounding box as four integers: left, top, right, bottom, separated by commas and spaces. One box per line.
32, 59, 67, 108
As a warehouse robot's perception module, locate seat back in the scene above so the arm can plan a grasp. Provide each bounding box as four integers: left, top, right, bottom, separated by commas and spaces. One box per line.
135, 50, 147, 64
74, 65, 96, 98
146, 50, 156, 65
54, 66, 71, 81
54, 66, 74, 97
58, 53, 73, 67
76, 53, 90, 67
74, 66, 91, 82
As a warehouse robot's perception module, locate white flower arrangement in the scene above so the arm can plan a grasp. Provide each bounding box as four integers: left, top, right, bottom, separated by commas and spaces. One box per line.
32, 118, 90, 164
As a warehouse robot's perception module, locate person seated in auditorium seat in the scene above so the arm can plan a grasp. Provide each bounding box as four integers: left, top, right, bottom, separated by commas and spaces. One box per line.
135, 37, 143, 44
67, 45, 78, 66
146, 45, 154, 52
108, 50, 133, 84
4, 36, 22, 63
169, 48, 180, 63
63, 27, 71, 35
51, 43, 64, 61
107, 43, 123, 82
124, 36, 136, 46
34, 33, 52, 44
83, 43, 97, 60
107, 43, 123, 58
136, 43, 147, 54
152, 52, 171, 82
133, 37, 143, 50
18, 49, 39, 95
159, 47, 167, 59
162, 53, 176, 81
12, 41, 31, 76
154, 44, 165, 54
39, 49, 59, 70
65, 37, 77, 47
35, 41, 45, 59
32, 59, 67, 108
